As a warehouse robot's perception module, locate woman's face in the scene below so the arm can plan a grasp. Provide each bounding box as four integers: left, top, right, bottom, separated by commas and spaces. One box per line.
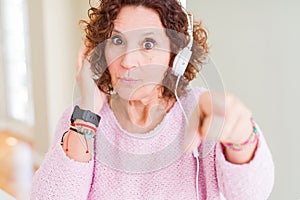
105, 6, 171, 101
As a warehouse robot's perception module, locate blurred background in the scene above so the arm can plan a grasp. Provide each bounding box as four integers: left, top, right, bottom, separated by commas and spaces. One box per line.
0, 0, 299, 199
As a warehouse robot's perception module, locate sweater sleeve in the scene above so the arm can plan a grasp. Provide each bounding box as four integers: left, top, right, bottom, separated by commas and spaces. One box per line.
215, 124, 275, 200
30, 106, 94, 200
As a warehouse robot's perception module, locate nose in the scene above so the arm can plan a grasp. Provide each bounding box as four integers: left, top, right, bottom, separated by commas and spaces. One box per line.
120, 49, 141, 70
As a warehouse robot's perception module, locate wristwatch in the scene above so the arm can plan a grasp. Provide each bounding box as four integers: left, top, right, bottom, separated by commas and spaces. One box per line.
71, 105, 101, 127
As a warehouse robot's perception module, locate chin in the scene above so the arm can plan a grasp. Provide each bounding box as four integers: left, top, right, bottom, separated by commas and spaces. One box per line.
115, 84, 158, 102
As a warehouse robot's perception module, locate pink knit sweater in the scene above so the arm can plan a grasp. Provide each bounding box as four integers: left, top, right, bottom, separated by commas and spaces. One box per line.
30, 88, 274, 200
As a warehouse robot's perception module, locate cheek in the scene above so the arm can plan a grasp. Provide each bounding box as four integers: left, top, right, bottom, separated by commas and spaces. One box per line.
148, 52, 170, 78
105, 48, 122, 86
161, 52, 171, 66
150, 51, 170, 69
104, 47, 115, 66
107, 62, 119, 87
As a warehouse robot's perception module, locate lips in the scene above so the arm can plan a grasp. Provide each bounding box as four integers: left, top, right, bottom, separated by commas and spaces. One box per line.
118, 77, 141, 85
121, 77, 138, 82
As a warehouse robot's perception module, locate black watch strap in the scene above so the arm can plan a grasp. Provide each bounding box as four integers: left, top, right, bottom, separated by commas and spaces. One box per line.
71, 105, 101, 127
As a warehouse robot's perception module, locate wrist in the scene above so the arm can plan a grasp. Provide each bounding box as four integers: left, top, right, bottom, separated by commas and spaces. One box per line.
80, 99, 95, 112
73, 119, 96, 129
222, 118, 258, 151
221, 118, 259, 164
222, 139, 258, 164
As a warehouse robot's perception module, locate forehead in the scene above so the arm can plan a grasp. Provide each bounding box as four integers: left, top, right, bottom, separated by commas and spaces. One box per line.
113, 6, 164, 33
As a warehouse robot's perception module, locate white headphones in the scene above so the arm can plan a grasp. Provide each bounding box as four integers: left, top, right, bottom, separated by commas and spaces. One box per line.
171, 5, 193, 76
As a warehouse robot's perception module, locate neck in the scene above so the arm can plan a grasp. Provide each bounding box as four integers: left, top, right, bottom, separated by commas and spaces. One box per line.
110, 89, 173, 133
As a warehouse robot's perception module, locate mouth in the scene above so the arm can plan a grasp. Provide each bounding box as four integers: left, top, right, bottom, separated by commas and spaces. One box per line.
119, 77, 141, 85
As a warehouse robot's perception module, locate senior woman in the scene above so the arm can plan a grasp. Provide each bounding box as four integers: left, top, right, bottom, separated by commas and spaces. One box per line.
31, 0, 274, 199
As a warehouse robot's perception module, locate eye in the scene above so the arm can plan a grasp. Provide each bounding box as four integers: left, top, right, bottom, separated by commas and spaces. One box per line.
111, 35, 124, 45
143, 38, 156, 50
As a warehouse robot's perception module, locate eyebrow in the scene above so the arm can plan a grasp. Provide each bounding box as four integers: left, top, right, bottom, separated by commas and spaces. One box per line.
112, 29, 158, 37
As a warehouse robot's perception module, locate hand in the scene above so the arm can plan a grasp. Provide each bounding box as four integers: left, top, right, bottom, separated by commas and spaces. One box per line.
76, 45, 106, 113
198, 91, 257, 164
199, 91, 253, 144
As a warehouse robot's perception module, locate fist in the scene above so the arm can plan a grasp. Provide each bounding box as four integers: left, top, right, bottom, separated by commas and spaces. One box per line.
199, 91, 253, 144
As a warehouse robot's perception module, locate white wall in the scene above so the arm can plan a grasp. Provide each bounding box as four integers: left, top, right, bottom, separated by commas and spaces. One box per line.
26, 0, 90, 162
188, 0, 300, 199
0, 40, 6, 120
0, 4, 7, 121
42, 0, 80, 142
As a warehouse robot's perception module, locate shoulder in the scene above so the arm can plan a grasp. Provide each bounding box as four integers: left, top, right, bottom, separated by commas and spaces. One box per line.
178, 86, 208, 109
185, 86, 208, 100
180, 86, 208, 101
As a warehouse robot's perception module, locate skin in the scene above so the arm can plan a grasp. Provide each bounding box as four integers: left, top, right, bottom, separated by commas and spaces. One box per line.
105, 6, 172, 132
68, 6, 257, 164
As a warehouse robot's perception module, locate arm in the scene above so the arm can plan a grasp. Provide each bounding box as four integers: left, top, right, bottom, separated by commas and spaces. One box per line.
30, 107, 95, 200
197, 91, 274, 199
215, 127, 274, 200
31, 46, 104, 199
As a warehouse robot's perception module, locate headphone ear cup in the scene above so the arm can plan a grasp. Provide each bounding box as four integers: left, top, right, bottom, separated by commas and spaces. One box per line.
172, 47, 192, 76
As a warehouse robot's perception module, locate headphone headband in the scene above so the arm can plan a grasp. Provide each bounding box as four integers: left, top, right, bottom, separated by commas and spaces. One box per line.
178, 0, 186, 8
171, 5, 193, 76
